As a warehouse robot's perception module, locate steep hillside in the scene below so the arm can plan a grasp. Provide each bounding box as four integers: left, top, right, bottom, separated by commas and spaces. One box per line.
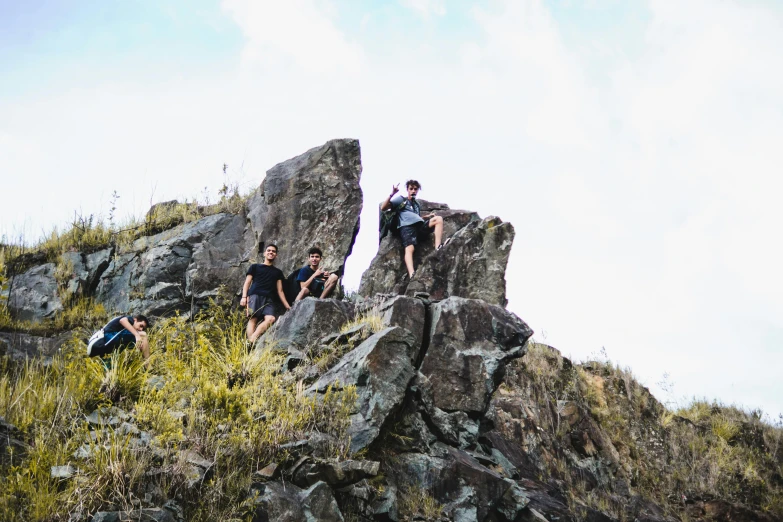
1, 140, 781, 522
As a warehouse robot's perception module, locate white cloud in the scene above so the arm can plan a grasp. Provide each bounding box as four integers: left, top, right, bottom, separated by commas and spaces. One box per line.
400, 0, 446, 20
222, 0, 364, 74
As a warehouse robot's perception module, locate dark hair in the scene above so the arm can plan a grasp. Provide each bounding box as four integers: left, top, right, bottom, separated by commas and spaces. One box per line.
265, 244, 278, 253
134, 314, 150, 327
406, 180, 421, 190
308, 247, 323, 257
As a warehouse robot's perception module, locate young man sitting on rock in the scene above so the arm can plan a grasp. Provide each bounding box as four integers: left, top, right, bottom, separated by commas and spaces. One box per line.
241, 244, 292, 344
381, 179, 445, 278
295, 247, 340, 301
87, 314, 150, 361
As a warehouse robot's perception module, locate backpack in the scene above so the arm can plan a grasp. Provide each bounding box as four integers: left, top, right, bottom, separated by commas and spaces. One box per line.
282, 269, 302, 306
378, 199, 412, 244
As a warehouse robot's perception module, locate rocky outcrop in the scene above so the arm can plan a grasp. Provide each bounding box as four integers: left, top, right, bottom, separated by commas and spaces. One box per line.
7, 263, 63, 322
358, 201, 513, 306
0, 331, 72, 360
246, 139, 363, 277
61, 248, 113, 297
7, 139, 363, 322
307, 326, 420, 454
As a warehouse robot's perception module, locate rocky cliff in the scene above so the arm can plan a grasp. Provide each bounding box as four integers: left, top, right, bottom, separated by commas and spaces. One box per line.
1, 140, 781, 522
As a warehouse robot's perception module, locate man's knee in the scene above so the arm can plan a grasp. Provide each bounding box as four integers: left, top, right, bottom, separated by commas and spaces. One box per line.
265, 315, 276, 324
138, 331, 147, 338
327, 274, 339, 285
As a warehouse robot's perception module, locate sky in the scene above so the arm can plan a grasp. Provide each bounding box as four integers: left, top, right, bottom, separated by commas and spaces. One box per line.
1, 0, 782, 420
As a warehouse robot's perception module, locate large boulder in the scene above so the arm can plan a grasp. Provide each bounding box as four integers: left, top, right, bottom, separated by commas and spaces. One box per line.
358, 201, 478, 298
247, 139, 363, 277
7, 263, 62, 322
268, 298, 355, 357
415, 297, 532, 447
307, 326, 420, 453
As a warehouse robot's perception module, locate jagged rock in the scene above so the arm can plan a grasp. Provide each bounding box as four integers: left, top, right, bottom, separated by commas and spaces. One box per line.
96, 212, 253, 316
256, 462, 279, 480
7, 262, 62, 322
0, 331, 72, 360
251, 480, 344, 522
392, 445, 519, 521
268, 298, 355, 358
90, 508, 177, 522
246, 139, 362, 279
307, 326, 420, 453
61, 247, 113, 297
406, 216, 514, 306
358, 201, 478, 298
415, 297, 532, 446
291, 459, 380, 488
362, 294, 427, 348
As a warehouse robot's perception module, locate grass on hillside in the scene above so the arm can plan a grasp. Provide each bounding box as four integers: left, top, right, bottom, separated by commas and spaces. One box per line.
0, 305, 357, 522
516, 342, 783, 519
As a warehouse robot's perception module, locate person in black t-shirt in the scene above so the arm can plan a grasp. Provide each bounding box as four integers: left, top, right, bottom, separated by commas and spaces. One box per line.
295, 247, 340, 301
240, 244, 292, 343
87, 314, 150, 360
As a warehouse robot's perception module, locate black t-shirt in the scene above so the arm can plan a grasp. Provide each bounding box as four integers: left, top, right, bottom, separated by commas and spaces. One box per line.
103, 316, 136, 347
247, 263, 284, 297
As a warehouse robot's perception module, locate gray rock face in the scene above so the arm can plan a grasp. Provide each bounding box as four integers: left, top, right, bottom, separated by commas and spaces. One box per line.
247, 139, 363, 277
96, 213, 254, 317
7, 263, 62, 321
406, 216, 515, 306
0, 331, 72, 360
392, 446, 522, 522
307, 326, 420, 454
252, 480, 343, 522
358, 201, 478, 298
414, 297, 532, 446
61, 247, 113, 297
269, 298, 356, 356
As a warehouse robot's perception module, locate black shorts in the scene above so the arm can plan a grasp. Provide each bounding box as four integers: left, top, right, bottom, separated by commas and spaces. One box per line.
248, 295, 277, 319
87, 337, 133, 357
399, 219, 432, 248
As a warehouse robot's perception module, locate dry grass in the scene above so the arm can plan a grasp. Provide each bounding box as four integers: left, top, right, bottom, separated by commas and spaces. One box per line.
0, 303, 357, 521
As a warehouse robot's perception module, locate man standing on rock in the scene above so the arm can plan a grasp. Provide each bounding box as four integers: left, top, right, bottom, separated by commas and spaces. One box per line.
87, 314, 150, 360
241, 244, 292, 344
295, 247, 340, 301
381, 180, 445, 278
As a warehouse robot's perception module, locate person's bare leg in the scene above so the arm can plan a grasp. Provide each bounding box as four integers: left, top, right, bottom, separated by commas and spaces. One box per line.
136, 332, 150, 361
404, 245, 415, 277
295, 287, 310, 302
250, 315, 276, 343
246, 317, 258, 340
430, 216, 444, 248
320, 274, 339, 298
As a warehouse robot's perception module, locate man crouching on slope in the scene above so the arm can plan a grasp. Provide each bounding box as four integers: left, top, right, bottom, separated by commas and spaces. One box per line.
87, 314, 150, 362
240, 244, 292, 344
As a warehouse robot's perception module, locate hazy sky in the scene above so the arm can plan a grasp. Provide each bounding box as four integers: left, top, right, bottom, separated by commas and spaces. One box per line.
1, 0, 782, 419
